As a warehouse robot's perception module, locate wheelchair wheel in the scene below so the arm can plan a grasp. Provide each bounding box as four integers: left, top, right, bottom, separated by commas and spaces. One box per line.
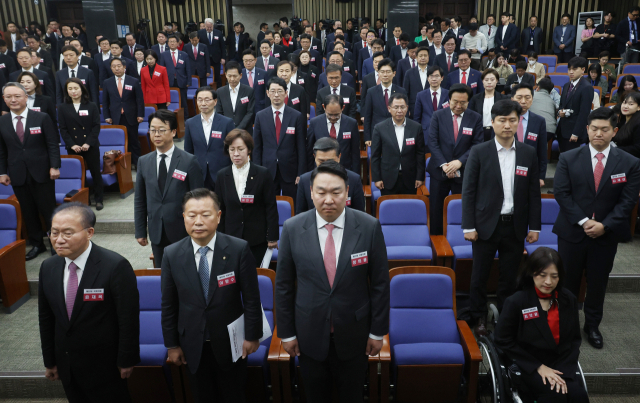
488, 304, 500, 328
577, 362, 588, 395
477, 335, 505, 403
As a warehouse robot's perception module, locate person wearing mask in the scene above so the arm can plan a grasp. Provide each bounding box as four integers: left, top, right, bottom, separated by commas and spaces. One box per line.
414, 65, 449, 148
297, 136, 365, 214
505, 61, 535, 94
134, 49, 146, 76
227, 22, 251, 63
55, 45, 99, 105
122, 33, 144, 60
361, 39, 385, 80
579, 17, 597, 58
493, 248, 589, 403
593, 11, 617, 57
297, 50, 319, 102
468, 68, 508, 141
140, 50, 170, 110
460, 24, 487, 71
161, 35, 190, 119
215, 61, 255, 133
588, 63, 608, 96
435, 36, 458, 76
611, 75, 638, 105
557, 57, 593, 151
184, 31, 210, 85
404, 46, 431, 118
10, 48, 54, 98
444, 49, 483, 95
361, 52, 386, 117
495, 52, 514, 80
318, 52, 356, 91
266, 60, 309, 122
58, 78, 104, 209
240, 50, 268, 114
553, 107, 640, 349
3, 72, 57, 128
197, 18, 226, 88
521, 16, 543, 54
462, 99, 541, 336
316, 64, 357, 119
496, 12, 519, 53
553, 14, 577, 63
529, 78, 558, 141
479, 14, 497, 51
395, 41, 418, 89
613, 92, 640, 158
525, 52, 545, 83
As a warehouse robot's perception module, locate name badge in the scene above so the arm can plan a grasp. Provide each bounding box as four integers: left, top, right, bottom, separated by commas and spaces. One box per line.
0, 63, 5, 68
459, 35, 464, 39
84, 289, 105, 301
172, 169, 187, 181
214, 36, 219, 40
274, 53, 280, 58
298, 78, 305, 84
39, 80, 44, 85
406, 138, 415, 145
258, 79, 264, 85
632, 34, 636, 40
211, 130, 222, 139
80, 79, 86, 85
527, 133, 538, 141
154, 71, 161, 77
30, 127, 42, 134
124, 85, 132, 90
462, 127, 473, 135
311, 57, 316, 62
80, 65, 87, 68
268, 65, 275, 69
286, 127, 295, 134
79, 110, 89, 116
343, 97, 350, 103
516, 166, 528, 176
344, 66, 350, 71
454, 63, 459, 68
200, 51, 205, 56
442, 102, 450, 108
241, 195, 254, 203
612, 173, 627, 184
311, 72, 316, 78
522, 307, 539, 320
313, 46, 317, 50
351, 251, 368, 266
40, 59, 44, 63
530, 39, 534, 45
470, 82, 477, 88
343, 132, 351, 139
240, 96, 249, 104
31, 107, 41, 112
292, 97, 300, 104
346, 197, 351, 206
217, 271, 236, 287
178, 59, 184, 64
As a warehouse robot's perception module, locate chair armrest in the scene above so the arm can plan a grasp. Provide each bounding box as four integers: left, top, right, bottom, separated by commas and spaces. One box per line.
430, 235, 454, 259
115, 152, 134, 197
363, 185, 371, 197
278, 340, 291, 362
0, 239, 28, 309
417, 184, 429, 196
65, 188, 89, 205
457, 320, 482, 363
379, 334, 391, 362
268, 327, 282, 362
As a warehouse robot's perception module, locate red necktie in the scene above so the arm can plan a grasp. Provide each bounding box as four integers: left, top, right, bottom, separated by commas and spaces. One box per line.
15, 116, 24, 143
285, 94, 289, 105
396, 38, 399, 45
193, 45, 197, 59
384, 88, 389, 108
461, 71, 467, 84
330, 123, 336, 138
447, 55, 452, 70
488, 26, 492, 36
432, 92, 438, 111
66, 262, 79, 319
323, 223, 337, 331
172, 52, 177, 67
517, 116, 524, 142
453, 114, 460, 142
130, 47, 134, 56
247, 71, 253, 87
275, 111, 281, 143
594, 153, 604, 191
333, 88, 337, 94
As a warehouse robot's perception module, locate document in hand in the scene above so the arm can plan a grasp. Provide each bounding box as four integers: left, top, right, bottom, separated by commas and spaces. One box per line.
260, 248, 274, 268
227, 306, 272, 362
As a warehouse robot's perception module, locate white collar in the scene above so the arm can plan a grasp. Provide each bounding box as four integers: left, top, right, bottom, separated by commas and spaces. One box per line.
201, 112, 215, 124
10, 108, 28, 120
315, 208, 346, 229
272, 104, 285, 114
589, 143, 610, 159
64, 242, 93, 270
191, 233, 217, 255
571, 77, 581, 86
229, 84, 239, 92
381, 83, 392, 91
157, 144, 175, 159
68, 64, 79, 71
22, 67, 34, 73
430, 87, 441, 94
495, 136, 516, 151
451, 110, 464, 118
393, 118, 407, 128
232, 161, 251, 174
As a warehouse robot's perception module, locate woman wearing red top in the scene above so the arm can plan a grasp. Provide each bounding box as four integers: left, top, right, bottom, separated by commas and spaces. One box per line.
140, 49, 171, 109
494, 247, 589, 403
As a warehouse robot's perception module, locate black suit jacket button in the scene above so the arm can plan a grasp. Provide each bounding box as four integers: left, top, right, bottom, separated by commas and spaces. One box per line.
73, 128, 76, 130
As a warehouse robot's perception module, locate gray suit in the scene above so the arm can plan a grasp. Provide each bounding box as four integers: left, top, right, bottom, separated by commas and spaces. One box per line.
134, 147, 204, 266
214, 83, 255, 132
479, 24, 497, 51
530, 90, 558, 134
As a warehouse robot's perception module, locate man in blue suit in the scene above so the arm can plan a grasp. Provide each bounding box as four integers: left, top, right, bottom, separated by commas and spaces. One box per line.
317, 52, 356, 91
553, 14, 577, 63
253, 77, 307, 198
161, 35, 191, 119
102, 58, 145, 165
122, 34, 145, 60
98, 40, 137, 87
403, 46, 430, 117
183, 31, 210, 85
56, 45, 99, 105
414, 65, 449, 148
521, 16, 544, 55
293, 34, 323, 71
240, 50, 268, 114
495, 12, 519, 53
184, 86, 235, 191
359, 36, 381, 80
396, 41, 418, 89
511, 83, 548, 186
388, 33, 411, 65
444, 50, 484, 95
427, 84, 483, 234
150, 31, 169, 58
306, 94, 360, 172
435, 36, 459, 76
197, 18, 227, 88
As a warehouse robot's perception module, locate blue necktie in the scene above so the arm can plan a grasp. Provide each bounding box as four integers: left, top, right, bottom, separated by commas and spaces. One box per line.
198, 246, 210, 300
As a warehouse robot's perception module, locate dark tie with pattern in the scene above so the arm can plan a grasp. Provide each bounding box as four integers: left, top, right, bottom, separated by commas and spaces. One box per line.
158, 154, 167, 193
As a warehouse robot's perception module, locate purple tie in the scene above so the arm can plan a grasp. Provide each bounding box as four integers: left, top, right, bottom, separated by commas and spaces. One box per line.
15, 116, 24, 143
66, 262, 79, 319
412, 59, 415, 68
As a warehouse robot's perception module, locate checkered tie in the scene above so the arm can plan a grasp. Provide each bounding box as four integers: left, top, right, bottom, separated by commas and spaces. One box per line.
198, 246, 210, 300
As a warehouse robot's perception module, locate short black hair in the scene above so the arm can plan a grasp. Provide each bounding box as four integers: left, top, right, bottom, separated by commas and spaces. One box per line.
61, 45, 80, 56
443, 35, 456, 45
143, 49, 159, 62
242, 49, 256, 58
195, 86, 217, 100
448, 83, 472, 101
567, 56, 588, 69
260, 23, 268, 29
511, 82, 534, 97
225, 60, 242, 74
276, 60, 293, 71
416, 46, 430, 55
53, 202, 96, 228
189, 31, 198, 39
406, 41, 418, 50
325, 63, 343, 75
310, 160, 348, 188
149, 109, 178, 132
468, 23, 479, 31
515, 61, 527, 70
561, 13, 572, 21
267, 76, 287, 91
528, 51, 538, 59
299, 33, 311, 41
441, 19, 451, 27
517, 246, 565, 291
323, 93, 344, 109
313, 137, 341, 156
260, 39, 271, 47
427, 65, 444, 77
457, 49, 471, 59
372, 39, 385, 47
99, 37, 111, 45
537, 77, 554, 93
587, 107, 617, 128
491, 99, 522, 120
182, 188, 220, 211
110, 40, 122, 49
388, 92, 409, 106
109, 58, 124, 67
328, 51, 344, 61
372, 51, 385, 60
377, 58, 395, 72
399, 33, 411, 42
598, 51, 610, 59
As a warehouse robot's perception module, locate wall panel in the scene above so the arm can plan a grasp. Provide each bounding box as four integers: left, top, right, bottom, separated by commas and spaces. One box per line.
0, 0, 49, 30
293, 0, 388, 28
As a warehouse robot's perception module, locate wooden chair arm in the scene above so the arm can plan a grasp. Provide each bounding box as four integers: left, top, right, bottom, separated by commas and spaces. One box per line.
0, 239, 28, 309
457, 320, 482, 362
268, 327, 282, 362
278, 340, 291, 362
115, 152, 134, 197
417, 184, 429, 196
379, 334, 391, 361
430, 235, 454, 259
64, 188, 90, 205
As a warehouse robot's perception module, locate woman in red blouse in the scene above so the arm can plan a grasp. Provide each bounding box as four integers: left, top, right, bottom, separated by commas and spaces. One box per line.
494, 247, 589, 403
140, 49, 171, 109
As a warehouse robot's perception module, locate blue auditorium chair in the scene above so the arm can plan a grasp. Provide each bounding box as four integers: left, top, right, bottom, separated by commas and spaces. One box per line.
617, 75, 640, 88
547, 73, 570, 89
270, 196, 294, 266
525, 195, 559, 254
138, 105, 158, 155
55, 155, 89, 205
554, 63, 568, 73
0, 199, 28, 313
168, 88, 186, 139
622, 64, 640, 74
537, 55, 558, 73
0, 184, 14, 199
87, 125, 134, 198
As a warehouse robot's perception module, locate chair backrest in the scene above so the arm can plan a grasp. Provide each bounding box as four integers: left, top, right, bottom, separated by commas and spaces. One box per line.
622, 64, 640, 74
0, 199, 19, 249
377, 196, 430, 247
611, 87, 618, 98
310, 104, 315, 120
548, 74, 570, 88
170, 88, 181, 108
0, 184, 14, 198
444, 195, 466, 247
56, 156, 85, 197
137, 276, 164, 345
99, 106, 105, 123
191, 76, 200, 87
593, 86, 601, 98
555, 64, 568, 73
98, 126, 127, 170
617, 74, 640, 88
99, 90, 103, 105
554, 85, 562, 95
276, 196, 293, 226
144, 106, 156, 121
538, 55, 557, 72
257, 273, 274, 347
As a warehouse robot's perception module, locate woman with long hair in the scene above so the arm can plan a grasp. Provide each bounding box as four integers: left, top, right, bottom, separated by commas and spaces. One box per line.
587, 63, 608, 95
494, 52, 513, 80
579, 17, 596, 57
613, 92, 640, 158
526, 52, 546, 83
611, 75, 638, 105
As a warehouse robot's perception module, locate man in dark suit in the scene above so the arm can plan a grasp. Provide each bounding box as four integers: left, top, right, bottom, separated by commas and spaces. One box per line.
39, 203, 140, 402
444, 49, 484, 94
99, 40, 138, 85
184, 32, 210, 84
0, 40, 17, 65
388, 33, 411, 65
427, 84, 483, 234
435, 36, 459, 76
511, 83, 548, 186
302, 25, 323, 54
0, 82, 60, 260
316, 64, 357, 119
293, 34, 323, 71
93, 37, 113, 87
215, 61, 255, 132
162, 188, 262, 402
352, 27, 369, 67
371, 93, 425, 195
122, 33, 145, 60
462, 100, 541, 336
161, 35, 191, 118
615, 7, 640, 63
360, 52, 385, 116
480, 48, 498, 70
296, 137, 365, 213
150, 31, 170, 59
185, 86, 236, 191
11, 48, 54, 98
358, 35, 382, 81
0, 47, 17, 81
102, 58, 145, 166
56, 45, 99, 105
553, 14, 577, 64
318, 52, 356, 91
385, 25, 403, 56
253, 77, 306, 199
375, 19, 386, 44
276, 160, 389, 402
307, 95, 360, 172
241, 50, 268, 114
257, 23, 268, 45
27, 36, 53, 70
414, 65, 449, 146
557, 57, 593, 152
227, 22, 252, 62
263, 31, 287, 62
257, 40, 280, 80
198, 18, 226, 88
265, 61, 309, 124
504, 61, 536, 94
32, 51, 56, 90
396, 41, 418, 89
496, 12, 520, 53
521, 16, 543, 54
363, 59, 407, 146
553, 107, 640, 349
43, 20, 62, 67
68, 38, 100, 83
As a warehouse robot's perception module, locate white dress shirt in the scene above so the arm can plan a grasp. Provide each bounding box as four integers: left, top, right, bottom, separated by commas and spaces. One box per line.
201, 113, 215, 146
418, 65, 428, 88
232, 161, 251, 199
157, 145, 175, 175
482, 96, 495, 127
329, 84, 341, 95
192, 234, 217, 278
496, 137, 517, 215
21, 67, 34, 74
11, 33, 16, 51
229, 84, 240, 112
381, 83, 393, 100
327, 116, 341, 134
63, 242, 92, 300
459, 68, 470, 83
68, 64, 79, 78
430, 87, 442, 107
73, 103, 81, 112
272, 104, 285, 124
394, 118, 407, 170
433, 45, 443, 55
102, 51, 111, 61
502, 24, 508, 40
11, 108, 28, 132
401, 47, 407, 59
137, 61, 144, 75
577, 144, 612, 226
27, 94, 35, 109
159, 44, 166, 53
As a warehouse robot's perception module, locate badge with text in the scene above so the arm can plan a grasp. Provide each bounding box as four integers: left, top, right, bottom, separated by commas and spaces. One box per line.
470, 82, 477, 88
200, 51, 205, 56
124, 85, 132, 91
298, 78, 305, 84
80, 79, 86, 85
84, 289, 104, 301
343, 132, 351, 139
527, 133, 538, 141
313, 46, 317, 50
31, 107, 41, 112
154, 71, 161, 77
274, 53, 280, 58
268, 65, 274, 69
442, 102, 450, 108
178, 59, 184, 64
39, 80, 44, 85
30, 127, 42, 134
81, 65, 87, 68
346, 197, 352, 206
286, 127, 295, 134
351, 252, 368, 267
214, 36, 219, 40
258, 79, 264, 85
343, 97, 350, 103
40, 59, 44, 63
0, 63, 5, 68
311, 57, 316, 62
516, 166, 529, 176
454, 63, 459, 68
459, 35, 464, 39
211, 130, 222, 139
217, 272, 236, 287
462, 127, 473, 135
292, 97, 300, 104
311, 72, 316, 78
172, 169, 187, 181
344, 66, 350, 71
79, 110, 89, 116
612, 173, 627, 184
405, 138, 415, 146
522, 307, 539, 320
241, 195, 254, 203
240, 96, 249, 104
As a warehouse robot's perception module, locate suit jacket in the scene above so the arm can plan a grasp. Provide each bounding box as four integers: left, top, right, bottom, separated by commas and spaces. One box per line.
275, 207, 390, 361
461, 139, 541, 241
298, 64, 319, 102
445, 68, 484, 95
358, 47, 373, 80
140, 65, 171, 104
503, 72, 536, 94
395, 57, 414, 88
341, 59, 357, 82
479, 24, 497, 50
316, 85, 357, 119
0, 54, 16, 81
361, 57, 375, 81
318, 70, 356, 91
197, 28, 227, 63
0, 109, 60, 186
427, 107, 483, 182
215, 84, 255, 131
160, 50, 190, 88
257, 31, 266, 45
256, 55, 279, 80
183, 43, 211, 80
38, 243, 140, 387
427, 46, 444, 67
216, 162, 279, 245
184, 112, 235, 182
557, 77, 593, 141
296, 169, 365, 214
265, 83, 310, 119
161, 233, 262, 373
270, 44, 288, 62
468, 91, 508, 116
134, 147, 204, 244
122, 44, 145, 60
360, 72, 378, 112
553, 24, 576, 53
99, 57, 138, 86
517, 111, 548, 180
615, 18, 636, 55
240, 68, 268, 114
451, 28, 468, 51
151, 44, 170, 58
58, 102, 101, 149
553, 145, 640, 244
414, 88, 450, 144
253, 105, 307, 183
37, 49, 54, 70
402, 67, 427, 118
4, 32, 19, 51
389, 45, 408, 64
435, 52, 459, 76
102, 75, 145, 125
363, 84, 407, 142
9, 68, 54, 98
227, 32, 252, 61
307, 114, 360, 172
78, 55, 100, 84
496, 23, 520, 51
494, 288, 581, 378
2, 94, 57, 127
521, 27, 544, 54
56, 66, 99, 105
37, 65, 56, 90
480, 57, 498, 71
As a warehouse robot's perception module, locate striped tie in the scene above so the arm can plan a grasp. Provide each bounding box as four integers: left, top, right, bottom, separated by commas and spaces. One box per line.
198, 246, 210, 300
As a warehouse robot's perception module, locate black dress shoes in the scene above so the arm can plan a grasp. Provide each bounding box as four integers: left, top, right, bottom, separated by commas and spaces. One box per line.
26, 245, 46, 261
96, 202, 104, 211
474, 317, 488, 337
584, 325, 603, 349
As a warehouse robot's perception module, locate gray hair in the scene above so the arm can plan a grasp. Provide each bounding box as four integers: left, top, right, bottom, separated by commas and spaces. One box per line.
53, 202, 97, 228
204, 18, 214, 25
2, 82, 27, 95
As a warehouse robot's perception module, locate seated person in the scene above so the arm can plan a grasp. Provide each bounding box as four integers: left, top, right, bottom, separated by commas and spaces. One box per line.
494, 247, 589, 403
505, 61, 535, 94
508, 48, 526, 64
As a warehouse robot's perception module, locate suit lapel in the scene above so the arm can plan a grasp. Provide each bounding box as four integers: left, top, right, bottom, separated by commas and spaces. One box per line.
163, 149, 181, 199
277, 109, 288, 149
597, 147, 620, 195
333, 205, 361, 291
488, 141, 504, 191
242, 163, 259, 198
528, 289, 559, 350
233, 87, 242, 112
207, 234, 229, 306
69, 104, 84, 126
580, 146, 596, 195
54, 258, 68, 325
69, 246, 102, 327
301, 212, 332, 291
177, 239, 207, 306
207, 114, 220, 151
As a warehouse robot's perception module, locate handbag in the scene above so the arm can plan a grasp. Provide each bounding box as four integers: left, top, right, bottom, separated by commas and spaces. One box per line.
102, 150, 126, 175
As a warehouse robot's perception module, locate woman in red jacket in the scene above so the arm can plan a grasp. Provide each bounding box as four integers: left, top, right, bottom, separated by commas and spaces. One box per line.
140, 49, 171, 109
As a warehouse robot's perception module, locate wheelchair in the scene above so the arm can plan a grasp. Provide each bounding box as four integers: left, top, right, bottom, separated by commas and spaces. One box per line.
476, 306, 588, 403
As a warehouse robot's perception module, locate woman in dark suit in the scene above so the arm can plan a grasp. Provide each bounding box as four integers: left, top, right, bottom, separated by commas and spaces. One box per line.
216, 129, 279, 264
134, 48, 146, 77
298, 50, 320, 103
494, 247, 589, 403
468, 68, 508, 141
58, 77, 105, 210
4, 72, 57, 127
140, 49, 171, 110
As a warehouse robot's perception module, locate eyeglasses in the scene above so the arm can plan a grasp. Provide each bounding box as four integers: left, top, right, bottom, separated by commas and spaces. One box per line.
197, 98, 215, 104
3, 95, 25, 100
149, 129, 170, 135
268, 89, 286, 95
48, 228, 89, 240
389, 106, 408, 111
